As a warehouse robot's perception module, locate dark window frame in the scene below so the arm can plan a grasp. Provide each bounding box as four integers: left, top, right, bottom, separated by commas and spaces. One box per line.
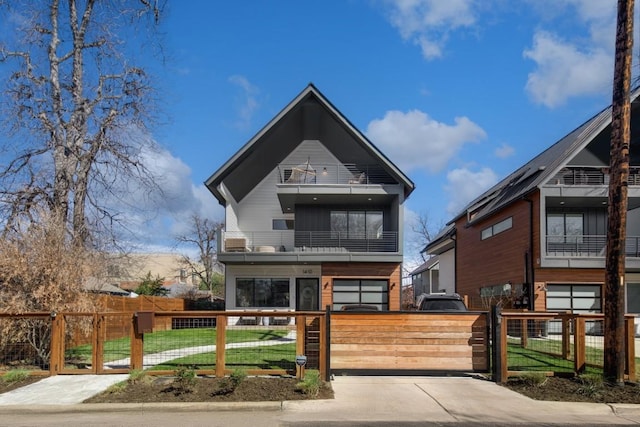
235, 278, 290, 308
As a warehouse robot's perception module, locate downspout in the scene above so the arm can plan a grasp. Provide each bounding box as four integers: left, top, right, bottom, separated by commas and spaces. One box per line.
524, 196, 535, 310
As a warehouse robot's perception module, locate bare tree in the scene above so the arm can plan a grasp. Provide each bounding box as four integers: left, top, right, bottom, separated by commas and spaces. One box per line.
404, 210, 442, 279
0, 0, 165, 248
175, 214, 224, 299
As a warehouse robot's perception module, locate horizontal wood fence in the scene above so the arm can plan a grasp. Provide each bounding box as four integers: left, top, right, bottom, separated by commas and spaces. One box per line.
329, 311, 489, 372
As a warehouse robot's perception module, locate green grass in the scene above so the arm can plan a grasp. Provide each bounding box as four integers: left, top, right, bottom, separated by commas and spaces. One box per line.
507, 337, 614, 375
68, 328, 290, 363
0, 369, 30, 383
150, 342, 296, 371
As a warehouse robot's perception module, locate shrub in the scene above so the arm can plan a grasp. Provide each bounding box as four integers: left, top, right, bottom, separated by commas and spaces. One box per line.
173, 365, 197, 394
296, 370, 322, 398
214, 369, 247, 396
1, 369, 30, 384
515, 372, 548, 387
576, 373, 604, 397
127, 369, 148, 385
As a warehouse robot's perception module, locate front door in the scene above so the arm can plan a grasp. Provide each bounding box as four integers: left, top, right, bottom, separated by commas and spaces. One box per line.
296, 278, 319, 311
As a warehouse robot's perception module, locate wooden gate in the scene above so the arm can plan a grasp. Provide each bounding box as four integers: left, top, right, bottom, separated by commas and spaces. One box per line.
329, 312, 489, 373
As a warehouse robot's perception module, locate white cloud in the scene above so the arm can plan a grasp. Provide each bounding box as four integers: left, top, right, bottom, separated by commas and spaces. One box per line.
98, 144, 223, 250
523, 1, 616, 107
382, 0, 478, 59
523, 31, 612, 107
494, 143, 515, 159
228, 75, 260, 130
445, 167, 498, 215
366, 110, 487, 173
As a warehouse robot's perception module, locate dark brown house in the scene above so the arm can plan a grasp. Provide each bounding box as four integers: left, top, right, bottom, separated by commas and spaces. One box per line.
426, 90, 640, 327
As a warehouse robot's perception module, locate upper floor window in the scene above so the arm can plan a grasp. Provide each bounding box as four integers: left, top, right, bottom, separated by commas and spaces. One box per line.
273, 219, 294, 230
481, 217, 512, 240
331, 210, 383, 239
547, 213, 583, 244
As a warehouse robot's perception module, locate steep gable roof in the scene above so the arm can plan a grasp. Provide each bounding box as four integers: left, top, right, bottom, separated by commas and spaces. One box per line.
205, 84, 415, 204
450, 88, 640, 225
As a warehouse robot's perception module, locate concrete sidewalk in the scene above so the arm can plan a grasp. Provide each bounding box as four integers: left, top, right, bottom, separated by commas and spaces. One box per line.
1, 374, 640, 425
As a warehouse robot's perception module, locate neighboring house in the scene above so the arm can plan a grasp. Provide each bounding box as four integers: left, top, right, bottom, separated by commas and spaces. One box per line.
106, 253, 216, 295
417, 224, 457, 297
410, 256, 444, 298
205, 84, 414, 317
426, 90, 640, 320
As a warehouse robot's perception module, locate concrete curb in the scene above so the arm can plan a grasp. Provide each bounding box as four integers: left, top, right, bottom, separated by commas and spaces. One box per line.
0, 401, 285, 414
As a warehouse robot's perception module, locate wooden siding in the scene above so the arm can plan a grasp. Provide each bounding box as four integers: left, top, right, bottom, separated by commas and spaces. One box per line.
321, 262, 402, 310
456, 198, 533, 298
330, 312, 488, 371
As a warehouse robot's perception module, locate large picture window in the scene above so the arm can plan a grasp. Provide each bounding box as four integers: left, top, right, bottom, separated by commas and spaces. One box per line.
331, 210, 383, 239
547, 213, 583, 244
332, 279, 388, 310
236, 278, 290, 308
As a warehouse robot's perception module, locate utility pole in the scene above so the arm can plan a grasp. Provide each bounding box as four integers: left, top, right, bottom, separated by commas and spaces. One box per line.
604, 0, 634, 385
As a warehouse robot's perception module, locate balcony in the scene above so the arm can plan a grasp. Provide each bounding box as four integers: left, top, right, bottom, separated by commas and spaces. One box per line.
221, 230, 399, 254
545, 235, 640, 257
277, 163, 396, 186
549, 166, 640, 186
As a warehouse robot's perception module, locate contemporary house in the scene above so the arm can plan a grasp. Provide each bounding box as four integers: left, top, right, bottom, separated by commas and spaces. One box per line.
426, 90, 640, 321
205, 84, 414, 317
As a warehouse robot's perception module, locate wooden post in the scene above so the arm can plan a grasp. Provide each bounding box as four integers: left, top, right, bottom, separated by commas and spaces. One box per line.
500, 310, 508, 382
604, 0, 634, 385
94, 314, 104, 374
215, 314, 226, 377
130, 314, 144, 370
520, 319, 528, 348
574, 316, 586, 374
318, 313, 327, 381
296, 315, 306, 380
49, 313, 63, 375
625, 316, 636, 381
561, 316, 571, 360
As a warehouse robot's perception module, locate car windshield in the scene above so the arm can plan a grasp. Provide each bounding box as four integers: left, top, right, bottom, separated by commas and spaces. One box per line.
420, 300, 467, 311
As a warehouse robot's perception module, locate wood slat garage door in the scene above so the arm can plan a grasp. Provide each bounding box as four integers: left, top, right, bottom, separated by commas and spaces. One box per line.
330, 312, 488, 372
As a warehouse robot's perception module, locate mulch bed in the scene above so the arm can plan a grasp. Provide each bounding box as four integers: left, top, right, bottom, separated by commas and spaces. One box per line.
503, 375, 640, 404
84, 376, 334, 403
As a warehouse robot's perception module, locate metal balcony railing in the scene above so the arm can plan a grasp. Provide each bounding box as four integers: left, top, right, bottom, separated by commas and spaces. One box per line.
549, 166, 640, 186
276, 163, 396, 185
545, 235, 640, 257
222, 230, 399, 254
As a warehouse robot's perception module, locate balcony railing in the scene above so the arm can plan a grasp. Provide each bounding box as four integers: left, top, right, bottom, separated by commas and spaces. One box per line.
277, 163, 395, 185
545, 235, 640, 257
222, 230, 399, 254
549, 166, 640, 186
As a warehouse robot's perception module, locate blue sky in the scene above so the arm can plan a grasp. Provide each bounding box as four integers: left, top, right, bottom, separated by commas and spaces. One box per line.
141, 0, 633, 268
2, 1, 634, 269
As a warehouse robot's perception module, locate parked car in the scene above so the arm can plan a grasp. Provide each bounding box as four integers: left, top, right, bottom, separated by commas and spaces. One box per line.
339, 304, 380, 312
416, 293, 468, 311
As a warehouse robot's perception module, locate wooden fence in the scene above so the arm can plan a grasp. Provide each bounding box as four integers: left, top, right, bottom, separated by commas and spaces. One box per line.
329, 311, 489, 372
493, 310, 637, 383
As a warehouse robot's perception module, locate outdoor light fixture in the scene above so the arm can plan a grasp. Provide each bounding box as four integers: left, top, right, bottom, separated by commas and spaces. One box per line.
295, 355, 307, 367
322, 167, 328, 176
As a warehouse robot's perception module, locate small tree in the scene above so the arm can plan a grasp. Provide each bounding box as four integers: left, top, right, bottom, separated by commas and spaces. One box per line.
0, 210, 101, 366
134, 272, 168, 297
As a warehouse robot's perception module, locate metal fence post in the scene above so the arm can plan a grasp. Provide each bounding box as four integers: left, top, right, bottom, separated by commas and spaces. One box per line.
491, 305, 504, 383
325, 305, 331, 382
